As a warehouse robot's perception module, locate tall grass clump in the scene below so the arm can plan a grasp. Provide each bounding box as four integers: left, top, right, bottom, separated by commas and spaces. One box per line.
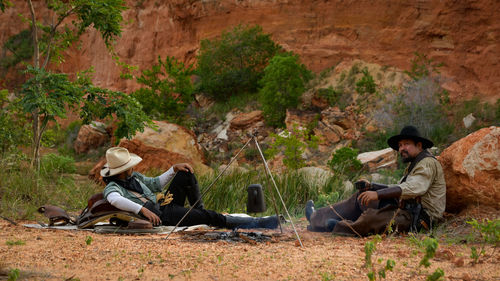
198, 168, 349, 216
0, 158, 101, 220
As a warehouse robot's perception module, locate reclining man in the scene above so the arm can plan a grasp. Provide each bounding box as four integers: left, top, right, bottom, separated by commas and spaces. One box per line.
305, 125, 446, 236
101, 147, 278, 229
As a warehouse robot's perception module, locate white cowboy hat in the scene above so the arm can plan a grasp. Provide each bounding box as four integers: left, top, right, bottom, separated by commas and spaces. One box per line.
100, 147, 142, 177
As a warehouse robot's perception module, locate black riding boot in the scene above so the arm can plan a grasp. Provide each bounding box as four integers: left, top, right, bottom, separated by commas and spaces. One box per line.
225, 215, 279, 230
305, 200, 315, 222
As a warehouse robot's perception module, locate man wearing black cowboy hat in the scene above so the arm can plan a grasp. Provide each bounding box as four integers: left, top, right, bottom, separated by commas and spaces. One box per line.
305, 125, 446, 236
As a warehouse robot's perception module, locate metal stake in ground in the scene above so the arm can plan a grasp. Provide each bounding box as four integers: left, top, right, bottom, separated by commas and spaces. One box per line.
253, 137, 304, 248
164, 137, 253, 240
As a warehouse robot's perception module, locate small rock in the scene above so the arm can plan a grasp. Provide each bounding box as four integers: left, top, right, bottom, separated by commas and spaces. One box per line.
462, 113, 476, 128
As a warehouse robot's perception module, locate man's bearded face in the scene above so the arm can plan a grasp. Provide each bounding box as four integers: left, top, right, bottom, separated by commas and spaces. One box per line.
398, 139, 423, 163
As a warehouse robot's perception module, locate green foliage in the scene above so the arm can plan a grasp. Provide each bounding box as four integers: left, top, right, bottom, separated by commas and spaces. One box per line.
259, 53, 312, 127
0, 0, 12, 12
78, 71, 154, 141
354, 68, 379, 113
0, 90, 30, 158
327, 147, 363, 180
426, 268, 444, 281
404, 52, 444, 81
419, 237, 438, 268
85, 235, 93, 245
20, 66, 84, 124
364, 235, 393, 281
132, 56, 194, 123
196, 24, 281, 100
6, 240, 25, 246
7, 268, 19, 281
0, 29, 33, 70
41, 153, 76, 175
467, 218, 500, 264
316, 86, 343, 107
266, 127, 318, 170
36, 0, 126, 64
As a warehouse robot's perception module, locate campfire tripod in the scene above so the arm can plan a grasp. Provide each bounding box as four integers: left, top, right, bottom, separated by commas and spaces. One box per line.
164, 134, 304, 248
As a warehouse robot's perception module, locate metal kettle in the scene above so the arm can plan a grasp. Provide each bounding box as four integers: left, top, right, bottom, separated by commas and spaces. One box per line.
247, 184, 267, 213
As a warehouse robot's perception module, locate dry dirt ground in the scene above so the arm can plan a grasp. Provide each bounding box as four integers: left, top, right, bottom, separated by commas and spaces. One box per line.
0, 217, 498, 281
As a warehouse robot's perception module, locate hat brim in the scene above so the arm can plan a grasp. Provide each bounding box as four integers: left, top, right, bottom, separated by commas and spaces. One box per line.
100, 153, 142, 177
387, 134, 434, 151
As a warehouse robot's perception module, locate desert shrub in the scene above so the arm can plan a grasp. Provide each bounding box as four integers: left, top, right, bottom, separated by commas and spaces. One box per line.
0, 90, 30, 158
327, 147, 363, 180
0, 164, 101, 220
316, 86, 344, 107
259, 53, 312, 127
369, 53, 453, 149
131, 56, 194, 123
41, 153, 77, 175
265, 127, 318, 170
196, 24, 281, 100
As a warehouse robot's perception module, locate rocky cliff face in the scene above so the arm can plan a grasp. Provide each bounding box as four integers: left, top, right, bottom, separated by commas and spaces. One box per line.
1, 0, 498, 102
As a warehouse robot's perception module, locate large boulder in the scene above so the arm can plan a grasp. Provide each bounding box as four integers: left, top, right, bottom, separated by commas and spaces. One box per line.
438, 126, 500, 213
89, 139, 197, 182
133, 121, 208, 167
73, 122, 109, 154
357, 148, 397, 172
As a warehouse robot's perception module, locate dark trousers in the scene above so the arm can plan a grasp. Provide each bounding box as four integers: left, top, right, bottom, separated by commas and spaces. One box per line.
159, 171, 226, 227
331, 193, 411, 236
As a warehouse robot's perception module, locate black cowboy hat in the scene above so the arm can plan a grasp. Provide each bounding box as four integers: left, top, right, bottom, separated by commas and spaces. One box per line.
387, 125, 434, 151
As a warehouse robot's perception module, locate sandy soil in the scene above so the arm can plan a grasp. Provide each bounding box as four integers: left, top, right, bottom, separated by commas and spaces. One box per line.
1, 217, 498, 281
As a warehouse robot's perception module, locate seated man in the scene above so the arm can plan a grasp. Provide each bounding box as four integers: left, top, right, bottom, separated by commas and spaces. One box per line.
305, 125, 446, 236
101, 147, 278, 229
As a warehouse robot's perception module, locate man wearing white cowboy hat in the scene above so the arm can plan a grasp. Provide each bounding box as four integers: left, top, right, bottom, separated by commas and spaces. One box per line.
101, 147, 279, 229
305, 125, 446, 236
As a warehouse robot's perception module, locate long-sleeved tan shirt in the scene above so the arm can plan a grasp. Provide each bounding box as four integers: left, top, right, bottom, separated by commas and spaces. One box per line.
390, 157, 446, 220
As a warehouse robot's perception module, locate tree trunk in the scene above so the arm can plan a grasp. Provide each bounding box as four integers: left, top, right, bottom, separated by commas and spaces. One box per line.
27, 0, 41, 170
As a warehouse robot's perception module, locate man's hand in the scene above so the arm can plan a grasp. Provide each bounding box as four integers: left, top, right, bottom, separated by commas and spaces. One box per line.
358, 191, 378, 206
173, 163, 194, 173
140, 207, 161, 226
354, 179, 371, 191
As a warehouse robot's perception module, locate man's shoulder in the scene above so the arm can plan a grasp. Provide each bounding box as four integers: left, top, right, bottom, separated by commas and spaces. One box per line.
418, 155, 443, 170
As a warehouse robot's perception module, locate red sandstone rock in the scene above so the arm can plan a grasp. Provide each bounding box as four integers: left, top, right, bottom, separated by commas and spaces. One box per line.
438, 126, 500, 212
73, 124, 109, 154
2, 1, 497, 102
230, 110, 263, 130
89, 139, 194, 182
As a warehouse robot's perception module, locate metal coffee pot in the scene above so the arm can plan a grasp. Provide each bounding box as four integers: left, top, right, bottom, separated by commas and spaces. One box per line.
246, 184, 267, 213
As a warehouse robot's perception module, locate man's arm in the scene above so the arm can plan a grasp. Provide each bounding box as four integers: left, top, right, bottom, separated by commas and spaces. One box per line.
106, 192, 161, 225
158, 163, 194, 187
107, 192, 143, 214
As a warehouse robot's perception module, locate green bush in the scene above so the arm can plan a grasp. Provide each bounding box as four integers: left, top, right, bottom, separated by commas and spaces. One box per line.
41, 153, 77, 175
131, 56, 194, 123
196, 24, 281, 100
259, 53, 312, 127
0, 90, 30, 158
327, 147, 363, 180
265, 127, 318, 170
